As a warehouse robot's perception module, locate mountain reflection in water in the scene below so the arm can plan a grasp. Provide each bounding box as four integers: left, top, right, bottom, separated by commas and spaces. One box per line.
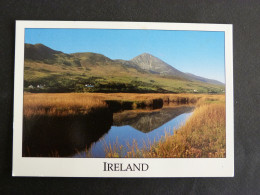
23, 105, 194, 157
74, 105, 194, 158
113, 106, 194, 133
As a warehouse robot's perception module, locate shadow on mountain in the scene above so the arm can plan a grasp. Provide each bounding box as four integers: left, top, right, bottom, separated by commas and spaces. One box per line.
22, 108, 113, 157
113, 106, 194, 133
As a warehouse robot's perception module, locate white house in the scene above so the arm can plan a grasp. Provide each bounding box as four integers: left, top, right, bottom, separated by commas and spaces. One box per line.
85, 84, 94, 88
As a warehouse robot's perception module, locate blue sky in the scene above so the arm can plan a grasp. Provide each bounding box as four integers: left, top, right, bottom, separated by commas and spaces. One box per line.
25, 28, 225, 82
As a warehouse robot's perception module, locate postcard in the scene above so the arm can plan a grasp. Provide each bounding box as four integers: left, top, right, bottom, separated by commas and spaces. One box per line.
13, 21, 234, 177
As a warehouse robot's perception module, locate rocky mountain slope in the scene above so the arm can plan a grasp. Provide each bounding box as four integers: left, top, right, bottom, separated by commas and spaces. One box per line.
131, 53, 187, 78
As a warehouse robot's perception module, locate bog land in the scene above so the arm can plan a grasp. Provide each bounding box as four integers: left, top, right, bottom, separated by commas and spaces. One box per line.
23, 93, 225, 158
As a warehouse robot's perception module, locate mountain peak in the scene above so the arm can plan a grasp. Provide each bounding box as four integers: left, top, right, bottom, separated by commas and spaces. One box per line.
131, 52, 185, 77
139, 52, 153, 56
133, 52, 156, 59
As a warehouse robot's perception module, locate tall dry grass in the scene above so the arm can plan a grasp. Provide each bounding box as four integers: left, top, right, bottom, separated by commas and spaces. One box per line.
23, 93, 200, 117
105, 96, 226, 158
24, 92, 224, 117
138, 103, 226, 158
89, 93, 204, 103
23, 93, 107, 117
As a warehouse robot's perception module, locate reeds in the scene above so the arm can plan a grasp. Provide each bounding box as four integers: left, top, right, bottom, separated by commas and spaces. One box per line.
24, 92, 217, 117
103, 138, 147, 158
104, 95, 226, 158
139, 103, 226, 158
23, 93, 107, 117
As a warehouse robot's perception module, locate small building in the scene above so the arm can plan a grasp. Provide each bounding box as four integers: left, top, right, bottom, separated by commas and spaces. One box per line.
37, 84, 44, 89
85, 84, 94, 88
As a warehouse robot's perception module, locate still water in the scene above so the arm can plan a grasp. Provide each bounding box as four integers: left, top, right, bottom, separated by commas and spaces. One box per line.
74, 110, 193, 157
23, 105, 194, 157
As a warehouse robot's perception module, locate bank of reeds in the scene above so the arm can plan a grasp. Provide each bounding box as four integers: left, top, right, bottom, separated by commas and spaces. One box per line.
24, 92, 223, 117
105, 96, 226, 158
89, 93, 204, 104
23, 93, 107, 117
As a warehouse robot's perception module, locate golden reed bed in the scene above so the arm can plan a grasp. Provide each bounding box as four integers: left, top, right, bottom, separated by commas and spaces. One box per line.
23, 92, 224, 117
23, 93, 107, 117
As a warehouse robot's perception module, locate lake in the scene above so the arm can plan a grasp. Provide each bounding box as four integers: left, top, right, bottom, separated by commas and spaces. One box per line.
23, 105, 194, 157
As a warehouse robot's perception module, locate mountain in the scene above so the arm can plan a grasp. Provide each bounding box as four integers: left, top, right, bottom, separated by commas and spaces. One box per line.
131, 53, 187, 78
131, 53, 224, 85
23, 43, 224, 93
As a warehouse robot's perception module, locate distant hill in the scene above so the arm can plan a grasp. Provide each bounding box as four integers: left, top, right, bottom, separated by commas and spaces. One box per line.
131, 53, 224, 85
23, 43, 225, 93
185, 73, 224, 85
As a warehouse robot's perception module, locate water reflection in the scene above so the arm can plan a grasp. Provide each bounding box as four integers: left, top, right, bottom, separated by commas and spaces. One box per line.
75, 106, 194, 157
113, 106, 194, 132
23, 105, 194, 157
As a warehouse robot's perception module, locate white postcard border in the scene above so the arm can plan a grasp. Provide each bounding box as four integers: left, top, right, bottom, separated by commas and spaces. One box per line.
13, 21, 234, 177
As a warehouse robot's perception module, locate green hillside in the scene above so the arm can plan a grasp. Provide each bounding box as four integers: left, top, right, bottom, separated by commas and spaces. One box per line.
24, 44, 225, 93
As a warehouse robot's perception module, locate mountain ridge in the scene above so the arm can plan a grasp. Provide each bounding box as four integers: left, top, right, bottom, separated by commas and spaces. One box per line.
23, 43, 224, 93
24, 43, 224, 85
24, 43, 63, 61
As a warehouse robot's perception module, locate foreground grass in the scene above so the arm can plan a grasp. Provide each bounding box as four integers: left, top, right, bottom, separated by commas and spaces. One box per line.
105, 96, 226, 158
